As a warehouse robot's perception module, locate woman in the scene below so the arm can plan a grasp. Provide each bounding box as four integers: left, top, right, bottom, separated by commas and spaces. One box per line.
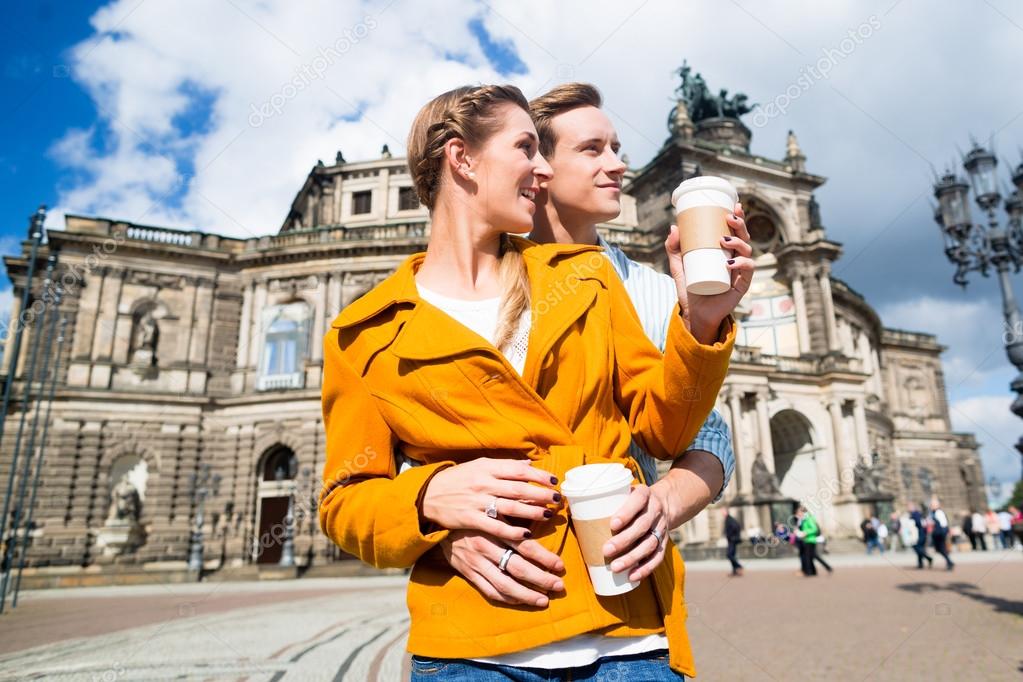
319, 84, 751, 680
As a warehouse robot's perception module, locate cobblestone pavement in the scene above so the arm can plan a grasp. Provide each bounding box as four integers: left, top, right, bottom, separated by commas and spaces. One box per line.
0, 550, 1019, 681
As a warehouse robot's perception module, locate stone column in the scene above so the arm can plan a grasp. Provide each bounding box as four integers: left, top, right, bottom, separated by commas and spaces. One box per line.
311, 275, 326, 363
828, 398, 852, 494
728, 389, 750, 498
248, 278, 267, 370
818, 271, 840, 353
326, 273, 342, 328
377, 166, 391, 221
755, 388, 776, 473
790, 274, 812, 355
2, 292, 22, 375
853, 398, 870, 460
236, 281, 252, 369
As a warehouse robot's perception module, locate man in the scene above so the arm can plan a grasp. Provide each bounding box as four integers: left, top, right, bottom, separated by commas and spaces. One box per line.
909, 502, 934, 569
795, 505, 831, 576
861, 517, 881, 555
399, 83, 745, 607
929, 498, 954, 570
887, 511, 902, 552
970, 509, 988, 551
724, 508, 743, 576
997, 508, 1013, 549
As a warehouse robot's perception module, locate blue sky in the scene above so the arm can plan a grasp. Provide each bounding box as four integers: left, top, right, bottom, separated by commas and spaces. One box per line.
1, 3, 103, 242
1, 1, 1021, 502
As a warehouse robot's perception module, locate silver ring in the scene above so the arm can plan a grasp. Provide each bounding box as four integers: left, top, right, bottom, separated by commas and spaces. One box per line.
498, 548, 514, 573
485, 497, 499, 519
650, 527, 664, 544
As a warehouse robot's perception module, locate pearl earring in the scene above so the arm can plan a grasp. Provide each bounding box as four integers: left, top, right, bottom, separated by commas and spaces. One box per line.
468, 170, 476, 179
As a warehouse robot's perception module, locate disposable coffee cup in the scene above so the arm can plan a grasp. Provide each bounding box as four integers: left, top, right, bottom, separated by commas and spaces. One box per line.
560, 463, 639, 596
670, 176, 738, 296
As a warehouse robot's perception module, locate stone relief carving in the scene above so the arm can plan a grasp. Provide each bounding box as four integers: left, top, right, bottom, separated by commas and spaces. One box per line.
126, 270, 187, 289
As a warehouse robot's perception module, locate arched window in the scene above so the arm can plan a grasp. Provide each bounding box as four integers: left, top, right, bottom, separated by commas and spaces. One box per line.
261, 446, 297, 482
257, 302, 309, 390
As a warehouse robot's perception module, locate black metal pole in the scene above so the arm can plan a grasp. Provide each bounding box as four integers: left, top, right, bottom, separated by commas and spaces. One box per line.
12, 312, 66, 607
0, 207, 46, 596
0, 255, 55, 613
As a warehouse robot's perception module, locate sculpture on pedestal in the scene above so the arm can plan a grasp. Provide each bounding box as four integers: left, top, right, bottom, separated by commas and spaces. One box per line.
751, 452, 783, 500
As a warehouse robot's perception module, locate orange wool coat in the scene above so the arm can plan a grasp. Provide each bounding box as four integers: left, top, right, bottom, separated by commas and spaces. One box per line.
319, 236, 737, 677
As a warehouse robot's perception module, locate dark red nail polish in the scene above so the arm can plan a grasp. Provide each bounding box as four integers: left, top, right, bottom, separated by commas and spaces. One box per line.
727, 259, 735, 265
543, 509, 553, 518
550, 476, 558, 485
723, 236, 732, 241
523, 530, 532, 538
553, 493, 562, 502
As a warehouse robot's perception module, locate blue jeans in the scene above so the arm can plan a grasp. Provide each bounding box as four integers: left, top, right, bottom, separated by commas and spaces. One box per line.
410, 648, 684, 680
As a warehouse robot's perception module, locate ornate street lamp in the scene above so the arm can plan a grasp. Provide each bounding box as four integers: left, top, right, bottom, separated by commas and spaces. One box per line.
933, 141, 1023, 482
187, 464, 221, 576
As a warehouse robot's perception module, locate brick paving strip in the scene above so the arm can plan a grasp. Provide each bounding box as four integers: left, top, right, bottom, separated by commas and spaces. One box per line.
0, 554, 1019, 680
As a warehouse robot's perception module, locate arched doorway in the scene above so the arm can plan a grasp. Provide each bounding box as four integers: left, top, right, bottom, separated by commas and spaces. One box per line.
770, 410, 820, 503
254, 445, 296, 564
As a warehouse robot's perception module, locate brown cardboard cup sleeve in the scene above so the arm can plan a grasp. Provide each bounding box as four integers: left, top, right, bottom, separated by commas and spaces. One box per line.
572, 516, 614, 567
676, 206, 729, 257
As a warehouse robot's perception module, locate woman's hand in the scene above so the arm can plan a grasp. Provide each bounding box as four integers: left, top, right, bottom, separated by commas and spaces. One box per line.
439, 530, 566, 607
421, 457, 563, 543
665, 202, 755, 344
602, 484, 669, 582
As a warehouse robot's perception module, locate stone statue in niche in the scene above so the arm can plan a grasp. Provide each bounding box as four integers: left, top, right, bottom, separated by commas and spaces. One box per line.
130, 307, 160, 367
107, 476, 141, 523
98, 471, 146, 556
852, 453, 886, 497
918, 466, 934, 498
900, 462, 914, 494
959, 460, 975, 486
904, 373, 930, 415
750, 452, 782, 499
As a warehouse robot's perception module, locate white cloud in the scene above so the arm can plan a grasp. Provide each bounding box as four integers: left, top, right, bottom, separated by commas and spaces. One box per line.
46, 0, 1022, 241
950, 394, 1021, 503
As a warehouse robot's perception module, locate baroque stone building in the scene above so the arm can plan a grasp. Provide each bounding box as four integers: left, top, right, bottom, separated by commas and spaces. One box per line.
1, 76, 985, 579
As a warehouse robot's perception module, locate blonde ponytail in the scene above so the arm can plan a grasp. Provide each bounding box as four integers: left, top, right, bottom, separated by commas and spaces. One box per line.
493, 234, 530, 351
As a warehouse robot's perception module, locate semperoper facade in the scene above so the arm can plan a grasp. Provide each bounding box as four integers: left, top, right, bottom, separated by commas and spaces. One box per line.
2, 67, 985, 577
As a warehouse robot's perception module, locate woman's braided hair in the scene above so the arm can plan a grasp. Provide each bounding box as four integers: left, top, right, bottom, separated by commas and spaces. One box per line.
407, 85, 532, 350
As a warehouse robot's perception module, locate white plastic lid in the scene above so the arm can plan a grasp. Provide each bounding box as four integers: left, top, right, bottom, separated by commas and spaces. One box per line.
560, 463, 633, 499
671, 176, 738, 210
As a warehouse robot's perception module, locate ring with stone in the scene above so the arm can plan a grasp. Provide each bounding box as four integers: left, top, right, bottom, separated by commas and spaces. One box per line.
650, 527, 664, 544
498, 548, 515, 573
485, 497, 499, 519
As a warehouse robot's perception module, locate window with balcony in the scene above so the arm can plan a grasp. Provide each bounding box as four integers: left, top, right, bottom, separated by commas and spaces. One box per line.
257, 302, 309, 390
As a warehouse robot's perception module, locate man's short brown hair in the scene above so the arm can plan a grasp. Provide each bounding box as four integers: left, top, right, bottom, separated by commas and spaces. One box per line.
529, 82, 603, 158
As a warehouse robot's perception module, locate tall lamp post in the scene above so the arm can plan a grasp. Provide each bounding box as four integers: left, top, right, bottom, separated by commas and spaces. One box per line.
932, 142, 1023, 484
187, 464, 221, 577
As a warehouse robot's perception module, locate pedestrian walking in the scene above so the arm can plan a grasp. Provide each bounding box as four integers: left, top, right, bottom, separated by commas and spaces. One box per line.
910, 503, 933, 569
929, 499, 954, 571
861, 517, 882, 555
970, 510, 988, 551
724, 509, 743, 577
997, 509, 1013, 549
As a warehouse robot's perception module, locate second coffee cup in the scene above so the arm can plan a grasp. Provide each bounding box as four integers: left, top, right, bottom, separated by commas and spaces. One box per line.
560, 463, 640, 596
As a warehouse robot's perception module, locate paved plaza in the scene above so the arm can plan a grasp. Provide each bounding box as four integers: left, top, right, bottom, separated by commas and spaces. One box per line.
0, 551, 1019, 681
